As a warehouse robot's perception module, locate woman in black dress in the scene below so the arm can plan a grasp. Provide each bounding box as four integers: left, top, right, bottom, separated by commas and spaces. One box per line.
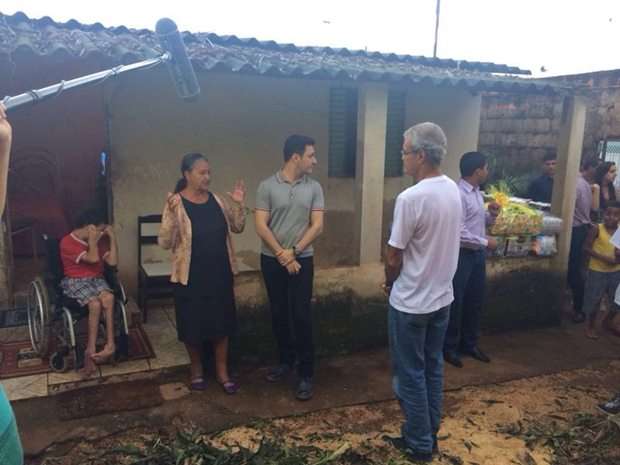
159, 153, 246, 393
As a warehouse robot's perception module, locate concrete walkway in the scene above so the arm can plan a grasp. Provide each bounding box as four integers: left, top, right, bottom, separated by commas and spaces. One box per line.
13, 319, 620, 459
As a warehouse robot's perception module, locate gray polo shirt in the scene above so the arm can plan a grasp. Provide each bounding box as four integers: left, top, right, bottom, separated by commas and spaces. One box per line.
256, 171, 325, 258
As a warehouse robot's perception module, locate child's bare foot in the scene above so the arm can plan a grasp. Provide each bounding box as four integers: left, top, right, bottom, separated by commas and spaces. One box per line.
585, 328, 600, 340
79, 350, 97, 378
92, 344, 116, 364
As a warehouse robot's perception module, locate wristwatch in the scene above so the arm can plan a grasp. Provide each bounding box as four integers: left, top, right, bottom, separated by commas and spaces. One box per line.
293, 245, 301, 257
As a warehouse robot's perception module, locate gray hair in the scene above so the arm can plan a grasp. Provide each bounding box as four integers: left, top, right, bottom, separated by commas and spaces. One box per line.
403, 122, 447, 166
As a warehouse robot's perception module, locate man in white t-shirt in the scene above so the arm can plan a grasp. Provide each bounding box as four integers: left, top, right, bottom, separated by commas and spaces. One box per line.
382, 122, 462, 463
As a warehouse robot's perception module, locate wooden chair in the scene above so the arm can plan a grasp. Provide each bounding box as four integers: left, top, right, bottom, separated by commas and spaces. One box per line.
137, 214, 173, 323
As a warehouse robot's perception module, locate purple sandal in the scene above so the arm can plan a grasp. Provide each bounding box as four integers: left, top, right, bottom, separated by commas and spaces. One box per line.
190, 378, 208, 391
219, 380, 239, 395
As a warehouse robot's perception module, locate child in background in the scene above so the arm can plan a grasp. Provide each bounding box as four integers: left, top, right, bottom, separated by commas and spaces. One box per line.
583, 201, 620, 339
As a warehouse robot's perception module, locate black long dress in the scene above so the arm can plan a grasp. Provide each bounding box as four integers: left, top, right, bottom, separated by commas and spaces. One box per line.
173, 195, 237, 344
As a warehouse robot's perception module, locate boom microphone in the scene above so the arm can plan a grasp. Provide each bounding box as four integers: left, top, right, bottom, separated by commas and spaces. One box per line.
156, 18, 201, 102
2, 18, 200, 112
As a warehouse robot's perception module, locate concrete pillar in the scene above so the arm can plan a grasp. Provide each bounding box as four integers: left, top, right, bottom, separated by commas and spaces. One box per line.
354, 84, 388, 264
551, 96, 587, 273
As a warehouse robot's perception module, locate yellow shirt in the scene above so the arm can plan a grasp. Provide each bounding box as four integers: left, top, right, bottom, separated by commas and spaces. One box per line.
589, 224, 620, 272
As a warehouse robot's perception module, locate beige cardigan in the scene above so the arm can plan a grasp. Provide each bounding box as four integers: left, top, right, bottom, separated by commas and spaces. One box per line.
158, 192, 246, 286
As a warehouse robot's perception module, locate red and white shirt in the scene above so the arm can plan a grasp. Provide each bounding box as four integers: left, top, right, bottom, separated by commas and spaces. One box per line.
60, 233, 110, 279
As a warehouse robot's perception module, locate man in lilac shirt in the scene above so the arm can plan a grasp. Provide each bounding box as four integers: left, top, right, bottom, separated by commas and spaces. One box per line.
568, 158, 599, 323
444, 152, 500, 368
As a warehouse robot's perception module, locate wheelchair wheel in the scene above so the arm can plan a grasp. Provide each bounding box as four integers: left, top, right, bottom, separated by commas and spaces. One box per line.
27, 276, 52, 357
49, 350, 69, 373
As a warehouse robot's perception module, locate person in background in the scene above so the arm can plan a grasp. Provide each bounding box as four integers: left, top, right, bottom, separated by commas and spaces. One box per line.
159, 153, 246, 394
444, 152, 500, 368
594, 161, 617, 215
383, 122, 462, 462
0, 105, 23, 465
569, 158, 600, 324
527, 153, 557, 203
255, 135, 324, 401
582, 201, 620, 339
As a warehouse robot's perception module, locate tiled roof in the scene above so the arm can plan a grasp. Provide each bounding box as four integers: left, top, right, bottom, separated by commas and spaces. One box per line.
0, 11, 565, 93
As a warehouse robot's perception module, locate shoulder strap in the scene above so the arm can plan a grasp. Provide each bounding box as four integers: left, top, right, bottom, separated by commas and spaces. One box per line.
212, 193, 232, 225
212, 192, 226, 211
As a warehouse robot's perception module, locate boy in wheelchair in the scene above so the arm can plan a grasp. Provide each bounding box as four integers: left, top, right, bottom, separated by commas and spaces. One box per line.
59, 209, 118, 376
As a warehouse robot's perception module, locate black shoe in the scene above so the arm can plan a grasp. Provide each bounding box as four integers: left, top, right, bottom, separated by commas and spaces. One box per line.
265, 364, 291, 383
296, 377, 313, 401
599, 394, 620, 415
463, 347, 491, 363
444, 351, 463, 368
382, 435, 433, 463
573, 312, 586, 324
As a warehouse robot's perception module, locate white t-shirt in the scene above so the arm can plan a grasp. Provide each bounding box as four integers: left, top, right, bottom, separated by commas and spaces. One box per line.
388, 175, 462, 314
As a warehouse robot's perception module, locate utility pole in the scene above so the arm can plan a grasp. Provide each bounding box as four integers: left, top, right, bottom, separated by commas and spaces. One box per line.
433, 0, 441, 58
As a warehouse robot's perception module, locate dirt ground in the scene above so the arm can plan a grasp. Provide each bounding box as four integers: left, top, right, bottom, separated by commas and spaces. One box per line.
30, 361, 620, 465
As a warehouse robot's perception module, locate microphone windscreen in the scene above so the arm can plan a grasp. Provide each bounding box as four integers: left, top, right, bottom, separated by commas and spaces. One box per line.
156, 18, 201, 102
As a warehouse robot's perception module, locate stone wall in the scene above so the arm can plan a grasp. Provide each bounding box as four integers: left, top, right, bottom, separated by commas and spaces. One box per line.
479, 70, 620, 195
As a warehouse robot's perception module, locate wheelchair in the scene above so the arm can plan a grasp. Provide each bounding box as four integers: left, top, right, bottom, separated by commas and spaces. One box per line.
26, 234, 130, 372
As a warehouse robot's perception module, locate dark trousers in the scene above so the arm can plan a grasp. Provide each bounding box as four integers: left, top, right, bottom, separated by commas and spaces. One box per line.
444, 248, 486, 354
261, 254, 315, 378
567, 224, 589, 313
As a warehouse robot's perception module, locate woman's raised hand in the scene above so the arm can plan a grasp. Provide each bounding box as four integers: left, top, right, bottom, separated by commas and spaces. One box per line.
228, 179, 246, 204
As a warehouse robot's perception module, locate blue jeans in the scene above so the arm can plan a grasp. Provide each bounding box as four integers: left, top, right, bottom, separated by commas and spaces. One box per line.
388, 305, 450, 453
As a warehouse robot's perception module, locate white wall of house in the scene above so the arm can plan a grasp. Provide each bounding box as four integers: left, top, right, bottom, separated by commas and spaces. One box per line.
108, 70, 348, 294
384, 84, 482, 200
107, 70, 481, 295
381, 84, 482, 252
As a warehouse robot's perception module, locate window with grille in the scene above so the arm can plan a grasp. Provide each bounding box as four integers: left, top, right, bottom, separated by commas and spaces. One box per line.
384, 90, 406, 177
328, 88, 358, 178
599, 139, 620, 187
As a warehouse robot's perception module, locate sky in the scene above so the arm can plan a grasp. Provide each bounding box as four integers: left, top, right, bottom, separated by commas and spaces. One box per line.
1, 0, 619, 77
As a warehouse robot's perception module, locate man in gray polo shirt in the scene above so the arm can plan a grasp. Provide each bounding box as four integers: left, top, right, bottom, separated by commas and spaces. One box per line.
255, 134, 325, 401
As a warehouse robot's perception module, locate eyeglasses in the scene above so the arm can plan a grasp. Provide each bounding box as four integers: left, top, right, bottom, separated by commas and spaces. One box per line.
400, 149, 417, 156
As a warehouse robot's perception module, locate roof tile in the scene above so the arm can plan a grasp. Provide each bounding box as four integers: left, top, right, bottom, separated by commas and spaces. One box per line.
0, 11, 566, 93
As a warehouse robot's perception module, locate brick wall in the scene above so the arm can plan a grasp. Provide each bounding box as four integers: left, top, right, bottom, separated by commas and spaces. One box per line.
478, 93, 563, 194
566, 71, 620, 159
478, 70, 620, 195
